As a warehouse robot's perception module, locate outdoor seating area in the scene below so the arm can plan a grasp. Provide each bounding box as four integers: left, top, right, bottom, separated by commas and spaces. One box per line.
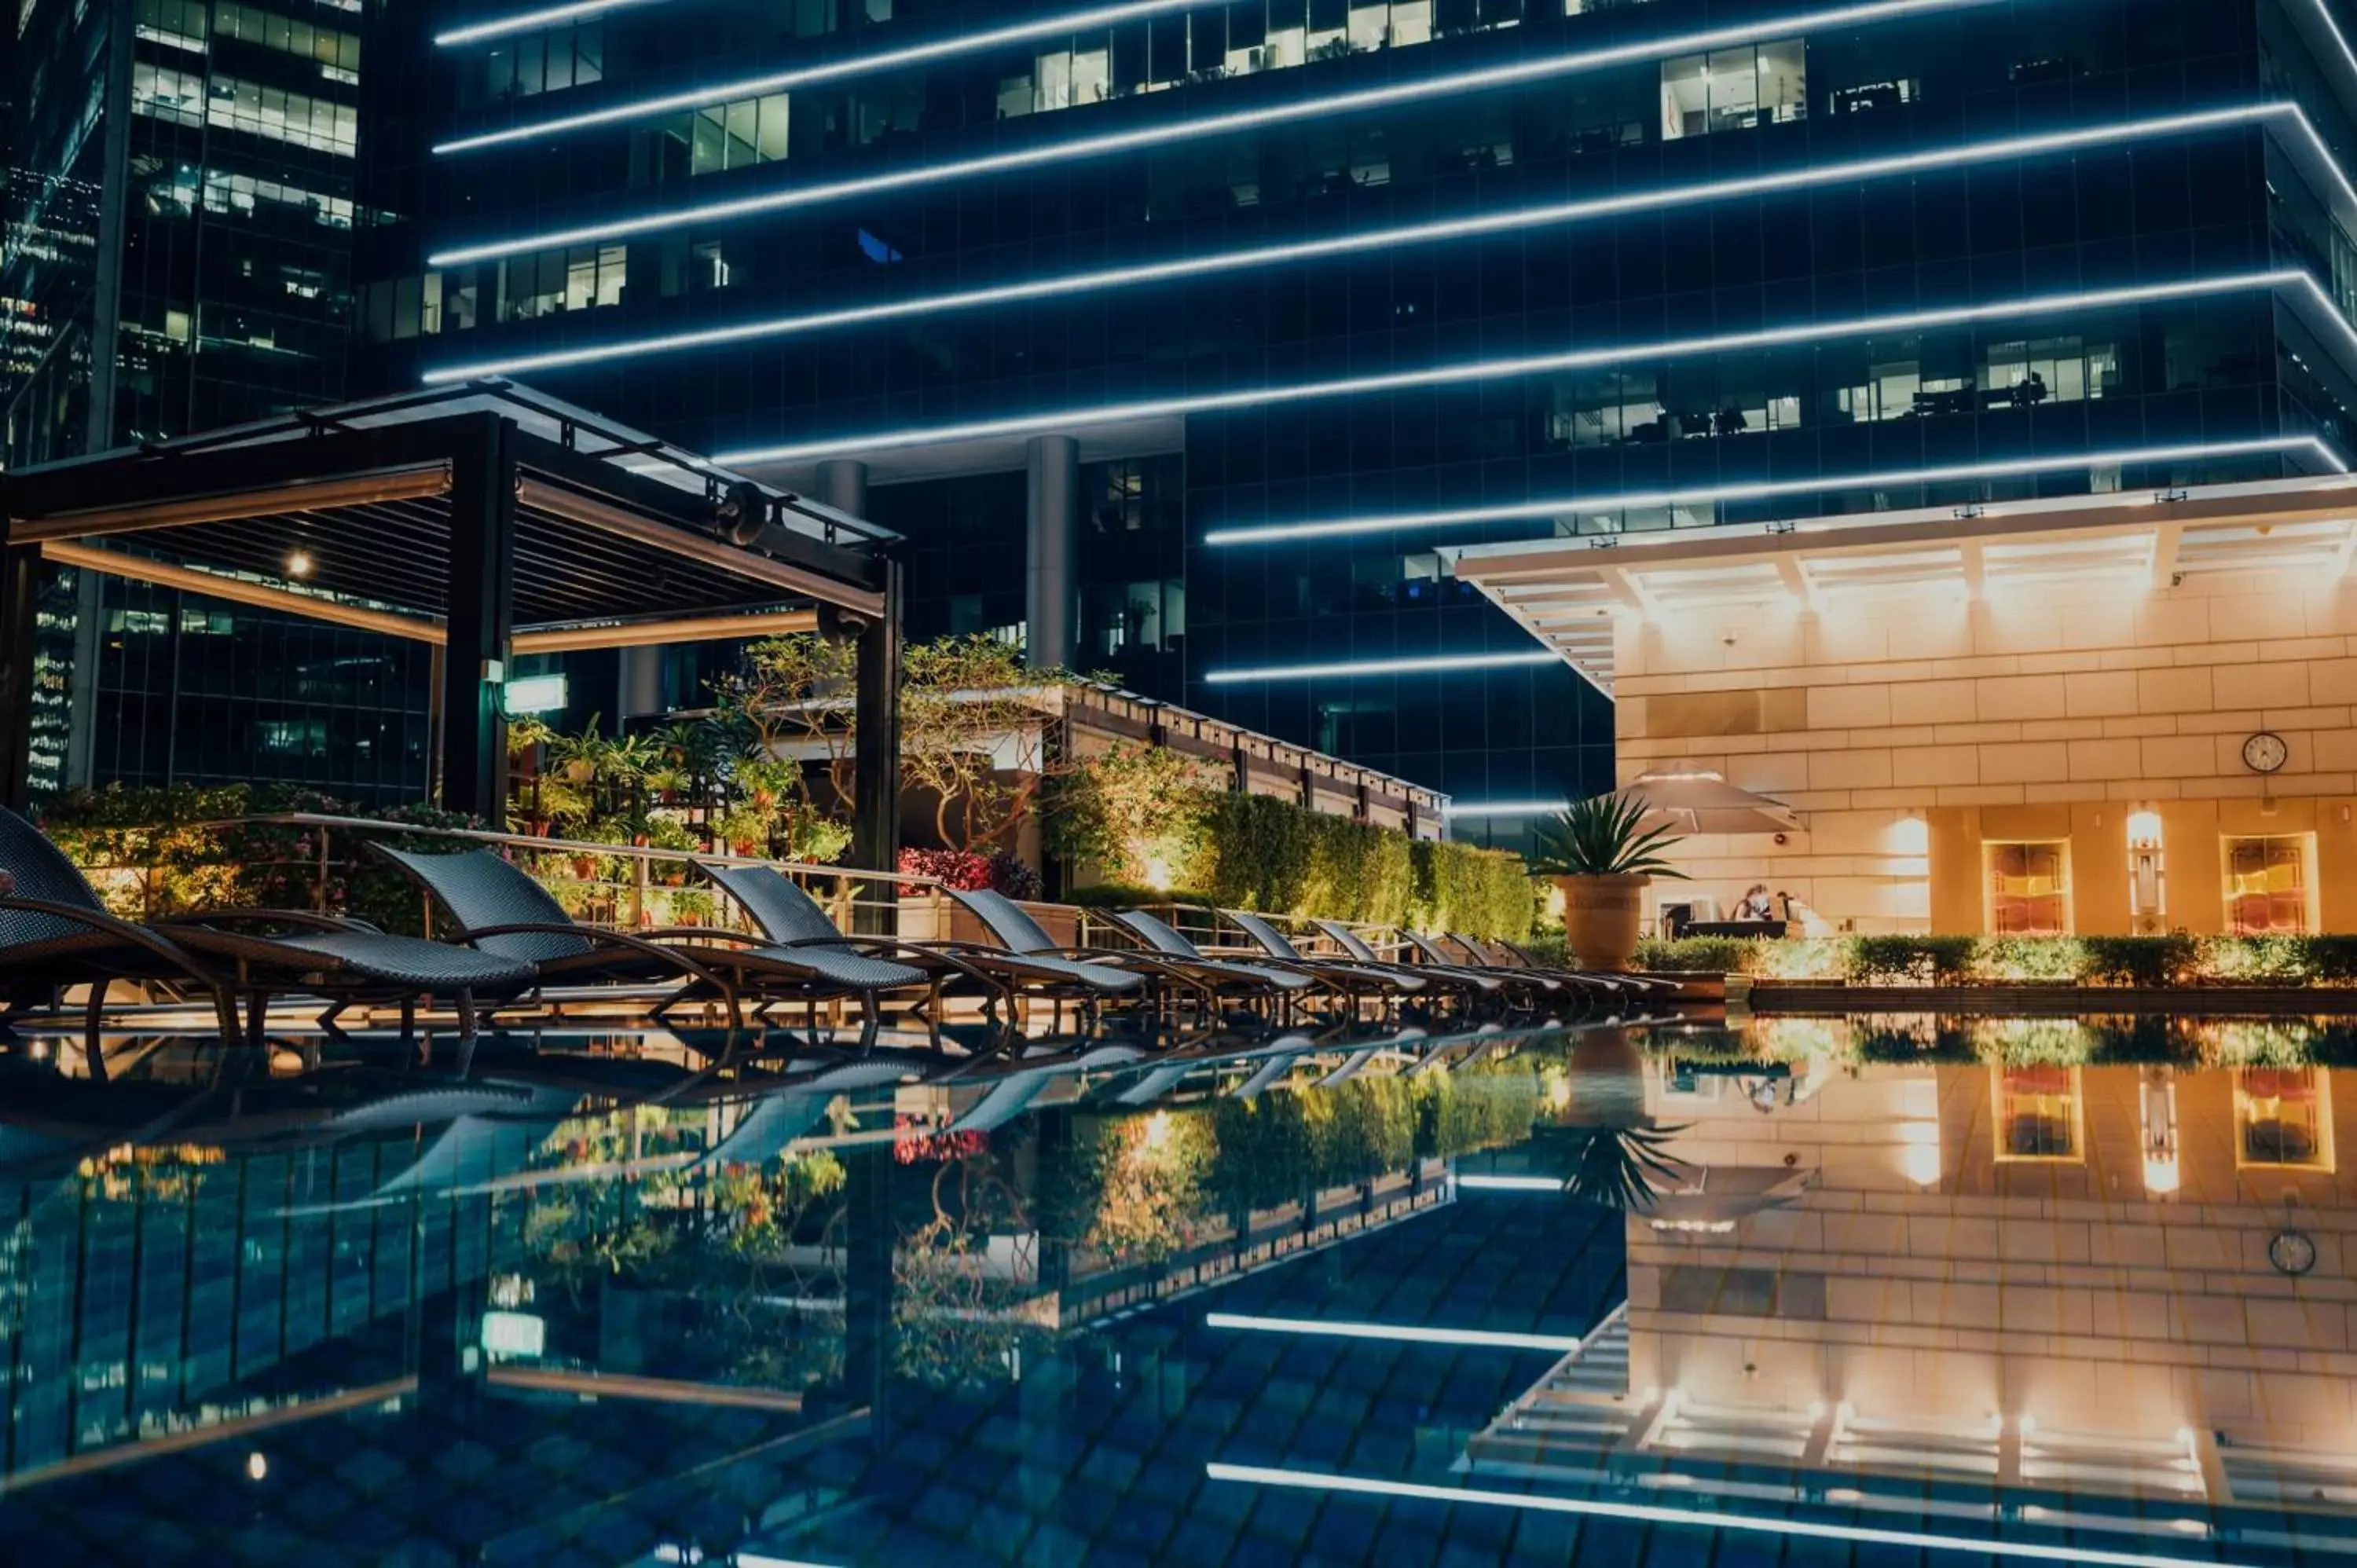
0, 808, 1672, 1072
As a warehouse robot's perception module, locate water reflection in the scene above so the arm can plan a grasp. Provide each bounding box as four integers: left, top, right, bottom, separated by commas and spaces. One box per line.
2, 1015, 2355, 1563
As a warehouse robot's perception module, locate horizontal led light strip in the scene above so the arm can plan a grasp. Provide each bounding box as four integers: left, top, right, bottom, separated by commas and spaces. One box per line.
1454, 1171, 1572, 1187
709, 270, 2304, 467
1204, 1312, 1583, 1352
435, 0, 663, 46
422, 104, 2295, 386
426, 0, 1996, 264
1208, 437, 2342, 546
1203, 651, 1557, 683
438, 0, 1205, 152
1204, 1464, 2258, 1568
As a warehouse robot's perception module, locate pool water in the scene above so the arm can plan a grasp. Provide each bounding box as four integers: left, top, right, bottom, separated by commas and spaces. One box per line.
2, 1014, 2355, 1566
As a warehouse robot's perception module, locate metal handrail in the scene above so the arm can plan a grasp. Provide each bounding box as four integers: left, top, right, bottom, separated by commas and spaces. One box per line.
172, 812, 940, 889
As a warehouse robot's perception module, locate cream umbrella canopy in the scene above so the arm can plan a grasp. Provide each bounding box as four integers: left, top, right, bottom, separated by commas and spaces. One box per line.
1614, 770, 1802, 834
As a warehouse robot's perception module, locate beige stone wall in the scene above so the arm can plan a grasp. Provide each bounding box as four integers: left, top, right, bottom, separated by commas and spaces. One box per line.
1616, 563, 2357, 932
1631, 1063, 2357, 1449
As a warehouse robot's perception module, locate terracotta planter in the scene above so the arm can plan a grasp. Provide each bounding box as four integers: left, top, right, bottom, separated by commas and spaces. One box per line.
1558, 873, 1649, 972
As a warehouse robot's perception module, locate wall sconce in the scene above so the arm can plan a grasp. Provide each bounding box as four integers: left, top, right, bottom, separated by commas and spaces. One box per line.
2126, 808, 2166, 933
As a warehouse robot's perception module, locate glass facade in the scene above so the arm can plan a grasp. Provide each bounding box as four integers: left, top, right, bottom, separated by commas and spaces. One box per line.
0, 0, 432, 800
339, 0, 2357, 823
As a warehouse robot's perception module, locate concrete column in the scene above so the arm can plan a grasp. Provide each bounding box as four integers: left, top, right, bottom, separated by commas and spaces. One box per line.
618, 645, 666, 720
816, 458, 869, 518
1025, 434, 1079, 669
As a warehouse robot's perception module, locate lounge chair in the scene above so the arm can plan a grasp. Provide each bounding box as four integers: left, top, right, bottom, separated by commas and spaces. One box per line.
1457, 933, 1675, 997
0, 806, 535, 1053
1305, 918, 1508, 1005
1396, 929, 1574, 1007
1098, 909, 1318, 1013
1221, 910, 1426, 1007
703, 863, 1151, 1031
944, 889, 1185, 1020
377, 846, 937, 1035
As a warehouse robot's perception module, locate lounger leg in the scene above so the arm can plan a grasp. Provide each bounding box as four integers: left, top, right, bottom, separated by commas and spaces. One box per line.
398, 997, 416, 1043
213, 987, 243, 1050
82, 980, 108, 1081
317, 998, 350, 1038
455, 989, 478, 1043
244, 991, 269, 1049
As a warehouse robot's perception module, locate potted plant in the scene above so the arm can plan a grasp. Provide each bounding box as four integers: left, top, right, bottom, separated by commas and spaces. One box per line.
1532, 793, 1687, 973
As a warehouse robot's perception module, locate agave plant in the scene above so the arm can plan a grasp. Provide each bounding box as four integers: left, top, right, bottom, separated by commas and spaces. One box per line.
1530, 792, 1688, 878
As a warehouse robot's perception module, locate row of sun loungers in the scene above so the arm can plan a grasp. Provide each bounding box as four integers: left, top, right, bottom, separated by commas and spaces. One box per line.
0, 806, 1673, 1056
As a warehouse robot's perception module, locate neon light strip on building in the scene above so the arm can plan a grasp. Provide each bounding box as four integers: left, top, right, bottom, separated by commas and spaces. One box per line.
1203, 438, 2343, 547
435, 0, 1205, 148
1203, 1464, 2250, 1568
703, 272, 2306, 467
420, 104, 2298, 384
435, 0, 664, 46
425, 0, 2000, 262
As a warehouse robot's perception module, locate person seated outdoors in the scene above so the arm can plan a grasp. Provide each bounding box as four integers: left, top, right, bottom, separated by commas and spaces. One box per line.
1732, 884, 1776, 921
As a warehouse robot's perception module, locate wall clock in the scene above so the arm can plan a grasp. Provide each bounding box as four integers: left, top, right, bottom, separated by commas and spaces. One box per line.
2242, 731, 2289, 775
2269, 1228, 2318, 1277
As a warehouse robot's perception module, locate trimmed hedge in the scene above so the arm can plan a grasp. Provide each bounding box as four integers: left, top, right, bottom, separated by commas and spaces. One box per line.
1629, 931, 2357, 986
1148, 792, 1536, 939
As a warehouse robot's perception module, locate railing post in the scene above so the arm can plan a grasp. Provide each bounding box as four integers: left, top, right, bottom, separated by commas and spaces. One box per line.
631, 853, 650, 929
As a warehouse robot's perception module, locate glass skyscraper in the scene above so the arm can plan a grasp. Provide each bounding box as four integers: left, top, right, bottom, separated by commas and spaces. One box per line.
26, 0, 2357, 829
0, 0, 437, 800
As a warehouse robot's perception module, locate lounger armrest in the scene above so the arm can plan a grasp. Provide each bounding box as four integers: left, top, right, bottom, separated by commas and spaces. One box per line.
0, 896, 229, 985
157, 908, 379, 936
636, 925, 763, 946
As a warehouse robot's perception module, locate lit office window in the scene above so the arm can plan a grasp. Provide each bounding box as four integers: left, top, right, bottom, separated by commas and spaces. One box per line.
498, 244, 627, 321
486, 20, 603, 100
1986, 841, 2070, 935
2224, 834, 2314, 934
136, 66, 357, 154
692, 240, 732, 291
2234, 1067, 2333, 1170
203, 170, 357, 229
646, 92, 790, 174
1659, 38, 1804, 141
213, 1, 364, 80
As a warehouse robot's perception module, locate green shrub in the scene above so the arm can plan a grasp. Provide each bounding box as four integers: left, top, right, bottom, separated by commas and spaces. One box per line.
1633, 936, 1757, 973
2076, 935, 2198, 987
1847, 934, 1978, 985
1973, 936, 2085, 984
2204, 933, 2311, 982
2301, 935, 2357, 983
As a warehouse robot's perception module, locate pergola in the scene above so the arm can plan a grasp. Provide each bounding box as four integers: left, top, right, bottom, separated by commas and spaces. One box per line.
0, 383, 904, 866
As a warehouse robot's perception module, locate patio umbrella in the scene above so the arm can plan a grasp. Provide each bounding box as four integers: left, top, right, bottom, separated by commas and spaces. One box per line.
1615, 770, 1802, 834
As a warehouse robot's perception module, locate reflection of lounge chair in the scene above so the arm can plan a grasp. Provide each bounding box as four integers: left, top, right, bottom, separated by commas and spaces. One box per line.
690, 1060, 911, 1172
0, 806, 533, 1052
944, 1043, 1146, 1133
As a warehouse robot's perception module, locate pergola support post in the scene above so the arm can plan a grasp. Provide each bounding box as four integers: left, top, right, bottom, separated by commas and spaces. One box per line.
849, 556, 903, 935
442, 414, 518, 827
0, 529, 38, 814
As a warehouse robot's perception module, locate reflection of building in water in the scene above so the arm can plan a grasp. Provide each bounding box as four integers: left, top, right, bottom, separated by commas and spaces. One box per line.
1474, 1059, 2357, 1529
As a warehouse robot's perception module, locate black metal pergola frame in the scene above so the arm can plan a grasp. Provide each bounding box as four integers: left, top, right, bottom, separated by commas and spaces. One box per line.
0, 383, 903, 877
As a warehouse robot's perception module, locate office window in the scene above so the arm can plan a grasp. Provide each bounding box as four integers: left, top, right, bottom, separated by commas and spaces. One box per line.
213, 1, 363, 77
2223, 833, 2314, 933
1986, 841, 2069, 934
1992, 1065, 2083, 1161
498, 245, 626, 321
486, 20, 603, 99
2235, 1068, 2334, 1171
1660, 38, 1804, 141
693, 240, 732, 291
